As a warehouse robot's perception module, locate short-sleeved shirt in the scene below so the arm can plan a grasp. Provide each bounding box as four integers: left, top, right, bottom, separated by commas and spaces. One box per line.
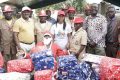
50, 23, 72, 50
13, 18, 35, 43
69, 27, 87, 53
35, 21, 52, 42
84, 14, 107, 47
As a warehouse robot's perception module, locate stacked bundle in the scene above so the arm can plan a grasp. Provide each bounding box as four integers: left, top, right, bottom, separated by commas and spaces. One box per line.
58, 55, 78, 80
31, 50, 54, 71
34, 70, 53, 80
0, 72, 31, 80
0, 53, 3, 68
100, 57, 120, 80
0, 68, 5, 73
78, 62, 100, 80
7, 59, 33, 73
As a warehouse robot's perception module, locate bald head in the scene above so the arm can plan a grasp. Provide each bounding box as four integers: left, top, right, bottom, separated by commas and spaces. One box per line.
91, 3, 99, 16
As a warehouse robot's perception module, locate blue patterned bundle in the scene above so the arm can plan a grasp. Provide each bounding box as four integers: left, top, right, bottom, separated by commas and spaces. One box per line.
58, 55, 78, 80
31, 50, 54, 71
58, 55, 99, 80
0, 68, 5, 73
78, 62, 100, 80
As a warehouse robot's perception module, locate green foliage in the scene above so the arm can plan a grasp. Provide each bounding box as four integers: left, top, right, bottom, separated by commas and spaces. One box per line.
36, 0, 86, 12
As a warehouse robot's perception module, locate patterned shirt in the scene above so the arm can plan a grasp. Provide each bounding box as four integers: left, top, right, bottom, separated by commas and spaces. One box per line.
84, 14, 107, 47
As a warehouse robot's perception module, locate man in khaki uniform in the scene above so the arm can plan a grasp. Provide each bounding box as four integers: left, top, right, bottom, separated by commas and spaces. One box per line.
0, 5, 17, 68
35, 10, 52, 43
68, 17, 87, 60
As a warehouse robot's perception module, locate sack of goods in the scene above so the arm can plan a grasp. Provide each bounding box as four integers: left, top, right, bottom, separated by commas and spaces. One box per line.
0, 52, 4, 68
31, 50, 54, 71
7, 59, 33, 73
77, 62, 100, 80
0, 72, 31, 80
100, 57, 120, 80
0, 68, 5, 73
34, 70, 53, 80
58, 55, 78, 80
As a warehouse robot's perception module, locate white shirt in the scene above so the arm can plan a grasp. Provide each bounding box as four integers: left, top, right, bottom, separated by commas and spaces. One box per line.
50, 23, 72, 49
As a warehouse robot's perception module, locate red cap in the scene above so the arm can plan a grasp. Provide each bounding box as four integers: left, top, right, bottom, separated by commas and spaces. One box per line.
3, 5, 13, 13
68, 7, 75, 12
43, 31, 53, 38
58, 10, 65, 16
38, 10, 47, 16
74, 17, 84, 23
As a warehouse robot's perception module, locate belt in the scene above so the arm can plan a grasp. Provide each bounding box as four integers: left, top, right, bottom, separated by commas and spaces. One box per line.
106, 42, 117, 45
20, 42, 34, 45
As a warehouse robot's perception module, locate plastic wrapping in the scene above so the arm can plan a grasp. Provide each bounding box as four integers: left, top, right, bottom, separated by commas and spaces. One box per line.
100, 57, 120, 80
0, 52, 4, 68
0, 68, 5, 73
0, 72, 31, 80
7, 59, 33, 73
31, 50, 54, 71
34, 70, 53, 80
58, 55, 78, 80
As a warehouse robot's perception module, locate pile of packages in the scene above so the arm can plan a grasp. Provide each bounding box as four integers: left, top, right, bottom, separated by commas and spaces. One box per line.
0, 53, 4, 73
1, 50, 120, 80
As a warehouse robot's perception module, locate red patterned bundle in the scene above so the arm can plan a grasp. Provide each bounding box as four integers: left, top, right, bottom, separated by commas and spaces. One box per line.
7, 59, 33, 73
100, 57, 120, 80
0, 53, 4, 68
34, 70, 53, 80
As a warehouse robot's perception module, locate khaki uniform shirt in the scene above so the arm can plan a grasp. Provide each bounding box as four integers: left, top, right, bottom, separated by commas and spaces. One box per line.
35, 21, 52, 42
69, 27, 87, 59
0, 19, 16, 54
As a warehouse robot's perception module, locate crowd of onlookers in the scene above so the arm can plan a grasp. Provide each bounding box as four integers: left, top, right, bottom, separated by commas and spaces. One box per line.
0, 3, 120, 70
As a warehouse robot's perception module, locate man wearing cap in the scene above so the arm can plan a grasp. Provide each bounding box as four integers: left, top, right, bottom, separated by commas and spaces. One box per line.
65, 7, 76, 31
27, 31, 65, 59
35, 10, 52, 43
84, 3, 107, 56
46, 9, 56, 25
13, 6, 35, 53
0, 5, 17, 68
68, 17, 87, 60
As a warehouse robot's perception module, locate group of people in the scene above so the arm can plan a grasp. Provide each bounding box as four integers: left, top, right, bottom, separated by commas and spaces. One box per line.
0, 3, 120, 70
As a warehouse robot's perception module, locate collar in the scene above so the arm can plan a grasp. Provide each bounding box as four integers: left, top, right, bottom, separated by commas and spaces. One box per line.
107, 16, 116, 21
74, 27, 83, 33
89, 14, 100, 19
21, 17, 31, 22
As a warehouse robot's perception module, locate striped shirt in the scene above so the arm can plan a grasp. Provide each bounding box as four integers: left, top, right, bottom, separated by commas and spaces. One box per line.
84, 14, 107, 47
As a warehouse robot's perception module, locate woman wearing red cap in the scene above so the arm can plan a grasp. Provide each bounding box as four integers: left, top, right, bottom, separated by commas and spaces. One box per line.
50, 10, 72, 52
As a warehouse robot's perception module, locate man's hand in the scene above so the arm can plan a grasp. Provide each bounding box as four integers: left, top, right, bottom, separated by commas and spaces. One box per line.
89, 41, 97, 48
75, 53, 80, 59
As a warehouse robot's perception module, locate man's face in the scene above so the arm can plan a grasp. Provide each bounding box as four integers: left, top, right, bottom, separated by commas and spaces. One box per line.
22, 10, 31, 19
39, 16, 47, 23
84, 9, 91, 16
68, 11, 75, 19
91, 6, 98, 15
74, 23, 83, 31
107, 7, 115, 18
3, 11, 13, 20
